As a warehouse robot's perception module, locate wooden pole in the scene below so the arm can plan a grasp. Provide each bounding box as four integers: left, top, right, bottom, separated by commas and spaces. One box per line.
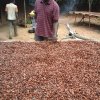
88, 0, 91, 27
14, 0, 15, 3
24, 0, 27, 27
88, 0, 93, 27
74, 14, 77, 23
0, 0, 2, 24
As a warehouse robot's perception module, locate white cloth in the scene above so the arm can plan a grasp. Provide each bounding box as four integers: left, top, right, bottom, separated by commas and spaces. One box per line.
6, 3, 17, 20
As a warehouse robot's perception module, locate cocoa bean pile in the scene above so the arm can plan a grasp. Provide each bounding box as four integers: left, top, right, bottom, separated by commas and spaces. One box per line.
0, 41, 100, 100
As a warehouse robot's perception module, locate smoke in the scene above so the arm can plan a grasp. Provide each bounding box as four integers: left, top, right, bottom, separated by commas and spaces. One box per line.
29, 0, 35, 6
28, 0, 79, 13
60, 0, 79, 13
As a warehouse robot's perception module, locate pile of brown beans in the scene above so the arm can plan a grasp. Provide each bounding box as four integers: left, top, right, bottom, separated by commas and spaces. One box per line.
0, 41, 100, 99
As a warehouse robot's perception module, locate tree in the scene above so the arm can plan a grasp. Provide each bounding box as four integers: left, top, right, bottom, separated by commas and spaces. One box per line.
88, 0, 93, 12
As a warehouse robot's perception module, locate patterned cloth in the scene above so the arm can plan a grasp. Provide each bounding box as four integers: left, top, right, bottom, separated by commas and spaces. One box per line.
35, 0, 60, 38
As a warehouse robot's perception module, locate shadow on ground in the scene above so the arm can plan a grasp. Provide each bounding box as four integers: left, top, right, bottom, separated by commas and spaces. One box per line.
75, 22, 100, 32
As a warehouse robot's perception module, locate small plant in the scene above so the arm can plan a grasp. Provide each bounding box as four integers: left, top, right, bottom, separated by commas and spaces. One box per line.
26, 18, 32, 24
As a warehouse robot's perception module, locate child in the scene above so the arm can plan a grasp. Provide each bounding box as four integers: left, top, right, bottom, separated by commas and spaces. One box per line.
29, 10, 36, 33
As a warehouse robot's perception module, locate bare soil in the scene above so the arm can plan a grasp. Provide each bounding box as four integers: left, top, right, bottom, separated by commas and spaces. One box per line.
0, 15, 100, 42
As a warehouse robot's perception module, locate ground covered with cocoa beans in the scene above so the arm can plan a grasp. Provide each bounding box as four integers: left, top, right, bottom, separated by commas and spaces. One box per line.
0, 41, 100, 100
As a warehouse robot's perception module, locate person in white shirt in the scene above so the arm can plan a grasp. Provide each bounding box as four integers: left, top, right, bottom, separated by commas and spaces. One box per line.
5, 0, 18, 39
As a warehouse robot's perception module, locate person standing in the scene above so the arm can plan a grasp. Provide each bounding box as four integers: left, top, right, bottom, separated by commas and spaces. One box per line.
34, 0, 60, 41
29, 10, 36, 33
5, 0, 18, 39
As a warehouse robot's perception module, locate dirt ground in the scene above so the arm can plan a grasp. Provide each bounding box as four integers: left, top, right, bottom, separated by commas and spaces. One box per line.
0, 15, 100, 42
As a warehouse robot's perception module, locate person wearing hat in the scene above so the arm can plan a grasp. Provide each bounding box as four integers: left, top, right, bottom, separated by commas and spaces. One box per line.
29, 10, 36, 32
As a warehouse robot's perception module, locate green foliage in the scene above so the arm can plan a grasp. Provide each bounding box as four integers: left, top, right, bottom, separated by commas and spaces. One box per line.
26, 18, 32, 24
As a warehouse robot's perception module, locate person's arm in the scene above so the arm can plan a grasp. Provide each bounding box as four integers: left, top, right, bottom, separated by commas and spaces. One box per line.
34, 11, 37, 22
52, 3, 60, 40
34, 0, 38, 23
16, 6, 18, 13
53, 21, 59, 39
15, 6, 18, 19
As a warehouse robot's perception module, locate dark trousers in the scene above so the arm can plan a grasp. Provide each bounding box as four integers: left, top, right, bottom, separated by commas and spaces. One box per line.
35, 35, 47, 41
8, 20, 17, 38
